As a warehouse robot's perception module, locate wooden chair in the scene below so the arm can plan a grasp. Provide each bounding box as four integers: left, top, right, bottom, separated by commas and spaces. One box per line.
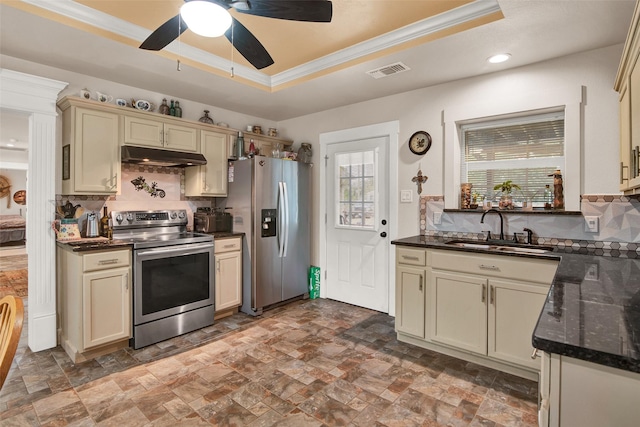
0, 295, 24, 390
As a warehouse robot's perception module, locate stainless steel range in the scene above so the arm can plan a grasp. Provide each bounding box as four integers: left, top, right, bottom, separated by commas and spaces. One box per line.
111, 209, 214, 349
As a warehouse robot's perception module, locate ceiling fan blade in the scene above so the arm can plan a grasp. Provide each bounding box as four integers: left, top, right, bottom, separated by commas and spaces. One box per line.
140, 15, 188, 51
235, 0, 332, 22
225, 17, 274, 69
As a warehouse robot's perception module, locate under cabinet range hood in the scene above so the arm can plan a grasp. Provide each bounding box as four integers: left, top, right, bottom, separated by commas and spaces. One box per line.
121, 145, 207, 167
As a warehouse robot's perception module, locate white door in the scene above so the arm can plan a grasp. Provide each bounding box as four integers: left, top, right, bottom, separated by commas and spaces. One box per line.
325, 137, 389, 312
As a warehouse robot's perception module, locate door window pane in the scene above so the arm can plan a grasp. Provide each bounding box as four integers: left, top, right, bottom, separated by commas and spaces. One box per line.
335, 150, 377, 229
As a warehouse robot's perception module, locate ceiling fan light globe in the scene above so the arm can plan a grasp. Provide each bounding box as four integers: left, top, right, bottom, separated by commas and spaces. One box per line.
180, 1, 232, 38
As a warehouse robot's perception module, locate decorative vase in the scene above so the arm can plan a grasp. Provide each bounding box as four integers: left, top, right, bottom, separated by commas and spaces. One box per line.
460, 183, 472, 209
199, 110, 214, 124
159, 98, 170, 115
297, 143, 312, 163
499, 194, 514, 210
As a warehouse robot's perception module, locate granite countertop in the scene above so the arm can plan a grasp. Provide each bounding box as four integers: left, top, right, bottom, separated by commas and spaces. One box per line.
56, 238, 132, 252
392, 235, 640, 374
210, 232, 245, 239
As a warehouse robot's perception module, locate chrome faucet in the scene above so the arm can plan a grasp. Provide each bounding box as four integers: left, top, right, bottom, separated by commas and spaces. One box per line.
480, 208, 504, 240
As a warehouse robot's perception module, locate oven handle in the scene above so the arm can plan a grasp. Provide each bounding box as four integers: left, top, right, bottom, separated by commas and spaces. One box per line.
135, 242, 214, 257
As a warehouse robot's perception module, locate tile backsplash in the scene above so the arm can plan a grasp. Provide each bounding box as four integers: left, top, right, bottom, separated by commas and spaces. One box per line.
57, 164, 214, 231
421, 194, 640, 245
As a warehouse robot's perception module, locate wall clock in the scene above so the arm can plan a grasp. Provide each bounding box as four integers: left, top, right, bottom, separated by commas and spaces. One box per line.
409, 131, 432, 155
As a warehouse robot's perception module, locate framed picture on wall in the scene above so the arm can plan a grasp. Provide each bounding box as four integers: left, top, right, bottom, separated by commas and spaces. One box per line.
62, 144, 70, 180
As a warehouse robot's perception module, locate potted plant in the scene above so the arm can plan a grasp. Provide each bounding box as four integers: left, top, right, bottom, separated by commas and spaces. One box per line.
494, 180, 521, 210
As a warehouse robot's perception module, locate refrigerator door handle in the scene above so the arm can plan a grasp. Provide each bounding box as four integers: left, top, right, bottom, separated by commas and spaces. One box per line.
283, 181, 290, 257
278, 181, 285, 258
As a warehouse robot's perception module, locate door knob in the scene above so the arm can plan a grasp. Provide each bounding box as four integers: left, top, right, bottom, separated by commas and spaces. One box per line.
380, 232, 387, 238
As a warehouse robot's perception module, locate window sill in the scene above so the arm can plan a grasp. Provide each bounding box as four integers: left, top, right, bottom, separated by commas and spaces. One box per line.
443, 208, 582, 215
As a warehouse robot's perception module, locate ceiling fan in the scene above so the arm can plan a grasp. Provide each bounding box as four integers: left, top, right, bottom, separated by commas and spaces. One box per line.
140, 0, 333, 70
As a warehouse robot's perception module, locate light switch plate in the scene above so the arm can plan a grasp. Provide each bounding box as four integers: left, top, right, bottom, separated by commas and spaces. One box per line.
400, 190, 413, 203
584, 216, 599, 233
433, 212, 442, 225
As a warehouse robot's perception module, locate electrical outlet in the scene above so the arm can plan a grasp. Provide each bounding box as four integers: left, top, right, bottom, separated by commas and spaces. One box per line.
433, 212, 442, 225
584, 216, 599, 233
400, 190, 413, 203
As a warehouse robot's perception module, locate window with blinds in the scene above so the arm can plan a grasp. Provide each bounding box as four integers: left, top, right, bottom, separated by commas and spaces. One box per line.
460, 112, 565, 206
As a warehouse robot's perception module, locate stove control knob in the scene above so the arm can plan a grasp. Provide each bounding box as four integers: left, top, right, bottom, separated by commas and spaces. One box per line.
170, 211, 178, 219
178, 211, 186, 219
115, 214, 123, 224
126, 213, 134, 222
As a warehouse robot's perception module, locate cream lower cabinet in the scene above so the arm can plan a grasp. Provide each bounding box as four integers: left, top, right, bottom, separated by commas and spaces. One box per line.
395, 246, 429, 339
123, 114, 198, 152
59, 101, 119, 195
431, 271, 488, 354
214, 237, 242, 316
539, 353, 640, 427
58, 248, 131, 362
395, 246, 558, 378
185, 130, 232, 197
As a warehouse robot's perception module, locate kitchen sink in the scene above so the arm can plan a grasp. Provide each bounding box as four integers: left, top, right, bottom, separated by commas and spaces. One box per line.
444, 239, 554, 254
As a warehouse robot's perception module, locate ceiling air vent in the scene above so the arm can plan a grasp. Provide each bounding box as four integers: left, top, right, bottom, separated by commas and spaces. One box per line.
366, 62, 410, 79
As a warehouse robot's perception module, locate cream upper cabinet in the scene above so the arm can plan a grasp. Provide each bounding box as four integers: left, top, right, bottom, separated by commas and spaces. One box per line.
615, 0, 640, 193
185, 130, 232, 197
214, 237, 242, 315
59, 102, 119, 195
123, 114, 198, 152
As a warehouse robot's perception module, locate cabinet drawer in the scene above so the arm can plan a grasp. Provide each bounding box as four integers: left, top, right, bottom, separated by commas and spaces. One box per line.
397, 247, 426, 266
215, 237, 242, 254
431, 250, 558, 284
83, 250, 131, 272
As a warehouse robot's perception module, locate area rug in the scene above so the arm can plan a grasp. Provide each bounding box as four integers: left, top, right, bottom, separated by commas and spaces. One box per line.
0, 269, 27, 298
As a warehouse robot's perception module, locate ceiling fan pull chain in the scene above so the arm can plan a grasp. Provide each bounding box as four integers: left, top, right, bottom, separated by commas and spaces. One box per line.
177, 16, 182, 71
230, 21, 235, 78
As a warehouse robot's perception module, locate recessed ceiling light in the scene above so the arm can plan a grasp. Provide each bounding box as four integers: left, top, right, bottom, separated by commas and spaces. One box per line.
488, 53, 511, 64
6, 143, 15, 147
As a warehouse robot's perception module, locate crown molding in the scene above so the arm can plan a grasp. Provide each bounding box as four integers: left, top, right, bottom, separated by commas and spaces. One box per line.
20, 0, 501, 90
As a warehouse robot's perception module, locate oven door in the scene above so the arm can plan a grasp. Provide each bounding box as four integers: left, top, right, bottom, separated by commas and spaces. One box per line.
133, 242, 214, 325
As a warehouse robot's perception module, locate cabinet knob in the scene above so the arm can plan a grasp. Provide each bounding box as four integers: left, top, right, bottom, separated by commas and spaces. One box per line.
380, 232, 387, 238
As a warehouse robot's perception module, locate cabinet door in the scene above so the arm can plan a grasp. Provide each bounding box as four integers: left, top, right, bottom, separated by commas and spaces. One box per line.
215, 251, 242, 311
395, 265, 427, 338
629, 59, 640, 190
430, 270, 487, 354
73, 108, 119, 193
201, 130, 228, 195
123, 115, 163, 148
82, 266, 131, 350
620, 84, 632, 191
185, 130, 229, 196
164, 123, 198, 152
488, 279, 548, 369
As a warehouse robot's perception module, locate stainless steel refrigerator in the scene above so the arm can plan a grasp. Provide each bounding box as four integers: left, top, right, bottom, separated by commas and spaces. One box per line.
221, 157, 311, 316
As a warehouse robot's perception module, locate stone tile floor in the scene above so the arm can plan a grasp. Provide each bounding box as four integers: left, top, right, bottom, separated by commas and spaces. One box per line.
0, 298, 538, 426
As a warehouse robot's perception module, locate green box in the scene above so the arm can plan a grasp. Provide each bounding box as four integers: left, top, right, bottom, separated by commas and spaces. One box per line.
309, 266, 320, 299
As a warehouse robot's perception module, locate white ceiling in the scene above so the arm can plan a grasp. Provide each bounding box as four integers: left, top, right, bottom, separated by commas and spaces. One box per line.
0, 0, 635, 152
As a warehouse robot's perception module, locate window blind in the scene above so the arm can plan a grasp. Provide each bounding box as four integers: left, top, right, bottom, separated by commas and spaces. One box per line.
460, 112, 565, 204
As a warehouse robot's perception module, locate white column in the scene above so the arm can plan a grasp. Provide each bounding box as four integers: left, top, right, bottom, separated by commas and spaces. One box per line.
27, 113, 59, 351
0, 69, 68, 352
